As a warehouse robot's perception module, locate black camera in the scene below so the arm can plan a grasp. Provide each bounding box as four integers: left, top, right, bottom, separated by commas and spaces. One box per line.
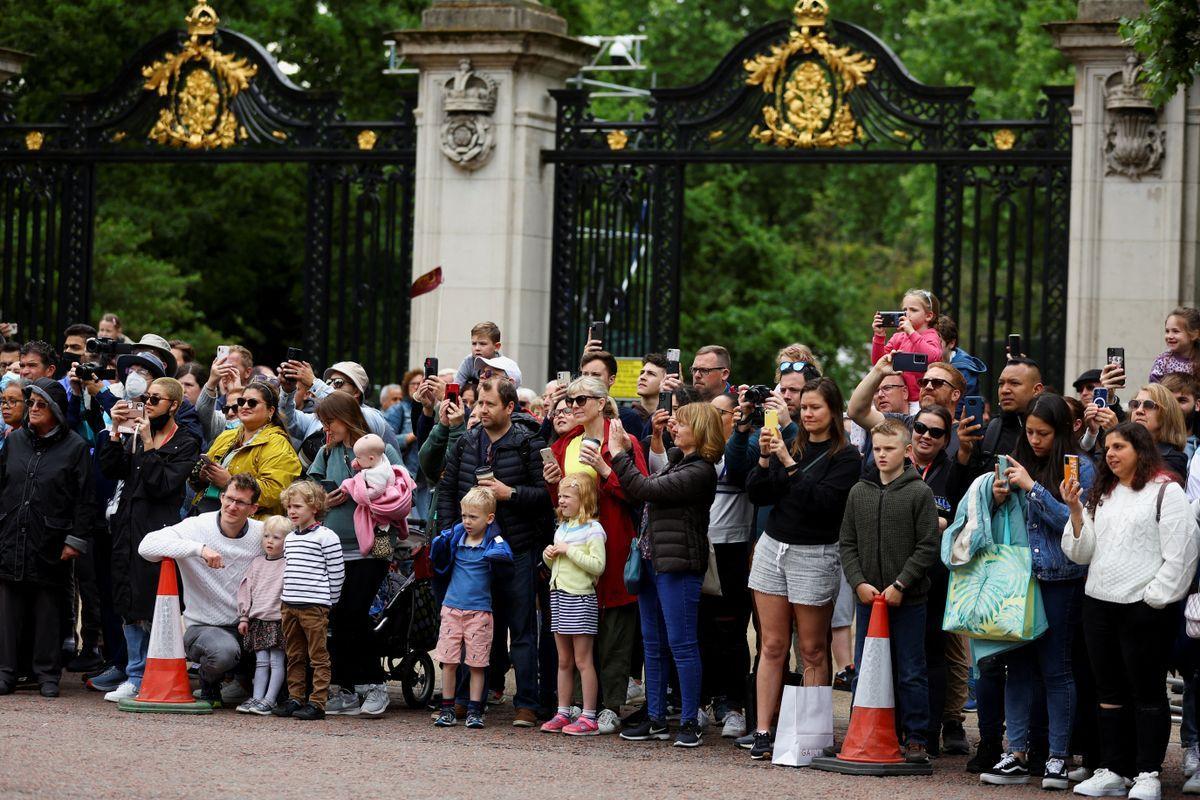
76, 362, 116, 383
743, 385, 774, 405
86, 337, 134, 357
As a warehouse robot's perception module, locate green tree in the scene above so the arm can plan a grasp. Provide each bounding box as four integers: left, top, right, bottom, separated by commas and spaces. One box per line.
1121, 0, 1200, 107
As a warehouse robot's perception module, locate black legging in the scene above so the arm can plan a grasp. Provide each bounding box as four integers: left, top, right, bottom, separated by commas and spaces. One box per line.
700, 541, 751, 710
329, 559, 388, 687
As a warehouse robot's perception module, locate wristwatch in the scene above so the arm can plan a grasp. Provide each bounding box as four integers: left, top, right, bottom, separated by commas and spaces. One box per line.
891, 580, 906, 593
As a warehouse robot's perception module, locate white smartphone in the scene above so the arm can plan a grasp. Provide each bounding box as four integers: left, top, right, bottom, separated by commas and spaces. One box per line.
216, 345, 230, 362
539, 447, 554, 462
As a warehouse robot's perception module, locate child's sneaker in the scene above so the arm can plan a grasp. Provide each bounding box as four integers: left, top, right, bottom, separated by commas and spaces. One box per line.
235, 698, 257, 714
564, 716, 600, 736
292, 702, 325, 720
434, 707, 457, 727
541, 712, 572, 733
465, 712, 485, 729
248, 698, 275, 716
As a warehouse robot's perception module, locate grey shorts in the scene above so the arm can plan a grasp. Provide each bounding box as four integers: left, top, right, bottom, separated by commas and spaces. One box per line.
832, 574, 853, 628
748, 535, 841, 607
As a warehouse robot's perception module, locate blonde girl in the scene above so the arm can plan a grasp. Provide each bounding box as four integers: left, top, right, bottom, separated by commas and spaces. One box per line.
871, 288, 944, 407
1150, 306, 1200, 382
235, 516, 289, 715
539, 473, 607, 736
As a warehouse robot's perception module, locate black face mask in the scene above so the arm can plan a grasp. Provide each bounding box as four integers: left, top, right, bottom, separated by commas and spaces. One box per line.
149, 406, 174, 432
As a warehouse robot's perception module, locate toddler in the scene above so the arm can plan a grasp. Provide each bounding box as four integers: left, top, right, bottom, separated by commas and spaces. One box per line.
540, 474, 607, 736
453, 321, 502, 385
429, 487, 513, 729
235, 515, 289, 715
272, 480, 345, 721
1151, 306, 1200, 382
871, 288, 944, 408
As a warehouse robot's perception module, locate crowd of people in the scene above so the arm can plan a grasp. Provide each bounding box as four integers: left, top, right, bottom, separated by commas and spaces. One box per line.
3, 297, 1200, 798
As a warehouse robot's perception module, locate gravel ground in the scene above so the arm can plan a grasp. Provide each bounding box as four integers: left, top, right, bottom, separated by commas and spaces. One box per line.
0, 674, 1186, 800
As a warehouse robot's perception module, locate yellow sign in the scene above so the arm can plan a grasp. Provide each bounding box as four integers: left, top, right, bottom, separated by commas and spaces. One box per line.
609, 357, 644, 401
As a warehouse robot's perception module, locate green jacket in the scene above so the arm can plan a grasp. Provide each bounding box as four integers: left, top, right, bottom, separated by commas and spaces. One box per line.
839, 466, 940, 605
418, 421, 465, 530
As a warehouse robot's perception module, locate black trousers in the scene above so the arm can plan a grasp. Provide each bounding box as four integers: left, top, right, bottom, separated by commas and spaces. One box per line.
1083, 596, 1175, 777
0, 580, 65, 685
699, 541, 751, 709
329, 559, 387, 687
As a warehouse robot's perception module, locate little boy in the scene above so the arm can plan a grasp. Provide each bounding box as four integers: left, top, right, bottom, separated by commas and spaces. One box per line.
429, 487, 513, 729
453, 321, 502, 385
839, 418, 940, 763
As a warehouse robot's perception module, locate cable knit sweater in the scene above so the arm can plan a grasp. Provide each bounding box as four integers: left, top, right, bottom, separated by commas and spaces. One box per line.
1061, 479, 1200, 608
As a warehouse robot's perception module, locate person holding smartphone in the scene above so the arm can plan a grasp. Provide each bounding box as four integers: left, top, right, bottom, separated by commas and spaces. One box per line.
542, 376, 648, 734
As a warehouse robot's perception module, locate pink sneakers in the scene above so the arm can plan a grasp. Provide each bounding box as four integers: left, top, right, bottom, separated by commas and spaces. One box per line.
563, 716, 600, 736
541, 712, 572, 733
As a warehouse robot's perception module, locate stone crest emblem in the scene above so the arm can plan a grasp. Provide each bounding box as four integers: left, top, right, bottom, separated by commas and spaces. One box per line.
440, 59, 498, 171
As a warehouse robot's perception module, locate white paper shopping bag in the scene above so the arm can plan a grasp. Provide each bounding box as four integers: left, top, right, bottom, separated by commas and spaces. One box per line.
771, 684, 835, 767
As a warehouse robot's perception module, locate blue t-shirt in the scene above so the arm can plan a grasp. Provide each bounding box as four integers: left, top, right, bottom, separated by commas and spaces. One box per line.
443, 541, 493, 612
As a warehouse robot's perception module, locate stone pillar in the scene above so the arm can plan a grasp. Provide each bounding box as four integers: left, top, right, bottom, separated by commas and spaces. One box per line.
389, 1, 594, 385
1048, 1, 1200, 386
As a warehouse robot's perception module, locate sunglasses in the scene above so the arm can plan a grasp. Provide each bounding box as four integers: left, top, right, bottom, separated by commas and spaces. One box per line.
913, 420, 948, 439
328, 377, 348, 389
223, 404, 241, 416
565, 395, 601, 407
1127, 399, 1159, 412
918, 377, 952, 390
26, 399, 50, 411
232, 397, 263, 410
553, 408, 572, 418
143, 394, 170, 407
779, 361, 818, 378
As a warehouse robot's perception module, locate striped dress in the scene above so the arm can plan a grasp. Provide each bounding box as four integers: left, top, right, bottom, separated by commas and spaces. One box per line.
281, 524, 346, 606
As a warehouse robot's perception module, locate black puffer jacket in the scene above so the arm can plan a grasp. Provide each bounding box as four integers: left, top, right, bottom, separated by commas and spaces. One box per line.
99, 426, 199, 621
436, 415, 550, 554
0, 381, 94, 586
613, 448, 717, 574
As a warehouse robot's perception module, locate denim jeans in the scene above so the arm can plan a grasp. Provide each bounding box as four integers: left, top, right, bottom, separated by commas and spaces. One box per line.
853, 601, 930, 744
123, 622, 150, 688
638, 558, 702, 725
1005, 578, 1082, 757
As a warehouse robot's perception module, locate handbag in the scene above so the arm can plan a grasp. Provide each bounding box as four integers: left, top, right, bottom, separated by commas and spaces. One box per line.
772, 684, 835, 767
700, 542, 722, 596
943, 509, 1046, 642
369, 526, 395, 560
624, 536, 642, 594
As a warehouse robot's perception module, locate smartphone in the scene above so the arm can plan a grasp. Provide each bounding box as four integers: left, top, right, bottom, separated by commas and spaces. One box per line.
216, 345, 230, 362
588, 321, 606, 346
892, 352, 928, 373
1092, 387, 1109, 408
764, 409, 780, 434
878, 311, 904, 328
659, 391, 673, 416
557, 370, 572, 387
666, 348, 681, 376
1107, 347, 1126, 388
1008, 333, 1022, 360
1063, 454, 1080, 486
445, 382, 460, 405
424, 356, 438, 379
286, 346, 306, 364
962, 395, 985, 425
539, 447, 554, 463
996, 454, 1010, 488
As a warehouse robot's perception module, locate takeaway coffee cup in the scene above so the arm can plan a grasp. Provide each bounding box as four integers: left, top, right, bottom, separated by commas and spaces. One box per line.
475, 465, 494, 483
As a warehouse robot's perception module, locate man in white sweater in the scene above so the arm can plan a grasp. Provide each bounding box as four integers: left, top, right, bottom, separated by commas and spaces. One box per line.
139, 474, 264, 704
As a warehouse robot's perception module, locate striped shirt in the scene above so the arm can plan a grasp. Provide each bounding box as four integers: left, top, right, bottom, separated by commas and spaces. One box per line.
282, 524, 345, 606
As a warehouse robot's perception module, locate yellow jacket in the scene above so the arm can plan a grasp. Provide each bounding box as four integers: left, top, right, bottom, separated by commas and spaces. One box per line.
544, 519, 607, 596
206, 424, 301, 518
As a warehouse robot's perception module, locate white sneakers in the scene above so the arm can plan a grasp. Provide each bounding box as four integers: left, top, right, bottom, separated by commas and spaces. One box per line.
1187, 746, 1200, 778
626, 678, 645, 704
1127, 772, 1161, 800
103, 681, 138, 702
359, 684, 390, 717
596, 708, 620, 735
1073, 769, 1133, 797
722, 711, 747, 738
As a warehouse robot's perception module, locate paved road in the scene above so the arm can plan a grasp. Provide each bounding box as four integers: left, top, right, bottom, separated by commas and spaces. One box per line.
0, 674, 1187, 799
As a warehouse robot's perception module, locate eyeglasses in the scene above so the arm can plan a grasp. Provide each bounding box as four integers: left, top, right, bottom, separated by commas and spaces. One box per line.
1128, 399, 1159, 412
143, 394, 169, 407
26, 399, 49, 411
913, 420, 948, 439
690, 366, 723, 377
876, 383, 906, 394
918, 377, 952, 390
220, 495, 255, 509
232, 397, 262, 410
714, 407, 736, 417
0, 398, 24, 408
565, 395, 601, 407
328, 377, 348, 389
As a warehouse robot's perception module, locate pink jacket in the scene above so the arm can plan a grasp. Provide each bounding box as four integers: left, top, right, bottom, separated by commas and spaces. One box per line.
872, 328, 944, 401
340, 465, 416, 555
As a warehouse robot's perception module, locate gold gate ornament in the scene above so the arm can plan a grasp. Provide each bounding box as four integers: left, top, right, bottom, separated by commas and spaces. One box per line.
142, 2, 257, 149
744, 0, 875, 149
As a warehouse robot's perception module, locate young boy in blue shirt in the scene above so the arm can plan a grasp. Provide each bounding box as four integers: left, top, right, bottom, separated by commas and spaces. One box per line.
429, 487, 513, 728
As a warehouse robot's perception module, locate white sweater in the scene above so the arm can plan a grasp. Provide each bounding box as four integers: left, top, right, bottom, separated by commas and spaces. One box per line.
1061, 479, 1200, 608
139, 513, 265, 627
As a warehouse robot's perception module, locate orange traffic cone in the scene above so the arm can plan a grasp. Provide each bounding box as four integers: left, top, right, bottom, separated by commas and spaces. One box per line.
811, 594, 931, 776
118, 558, 213, 714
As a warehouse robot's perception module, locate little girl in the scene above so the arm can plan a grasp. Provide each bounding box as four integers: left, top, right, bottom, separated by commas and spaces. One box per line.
1150, 306, 1200, 382
540, 474, 607, 736
272, 480, 345, 721
235, 516, 288, 715
872, 288, 944, 408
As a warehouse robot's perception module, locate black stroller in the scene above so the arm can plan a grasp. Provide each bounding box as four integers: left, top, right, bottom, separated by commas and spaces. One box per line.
372, 526, 439, 709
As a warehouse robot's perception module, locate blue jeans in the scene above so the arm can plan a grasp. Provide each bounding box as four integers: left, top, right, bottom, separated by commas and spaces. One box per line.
853, 602, 930, 744
638, 558, 702, 725
456, 550, 539, 709
1005, 578, 1082, 757
123, 622, 150, 688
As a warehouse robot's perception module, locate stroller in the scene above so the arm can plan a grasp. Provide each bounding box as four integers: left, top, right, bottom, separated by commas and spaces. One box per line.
372, 522, 439, 709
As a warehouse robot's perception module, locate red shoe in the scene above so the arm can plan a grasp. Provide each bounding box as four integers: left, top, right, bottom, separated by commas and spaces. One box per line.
541, 712, 571, 733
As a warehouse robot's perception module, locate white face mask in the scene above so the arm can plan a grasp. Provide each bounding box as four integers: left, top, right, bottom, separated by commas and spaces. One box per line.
124, 371, 148, 399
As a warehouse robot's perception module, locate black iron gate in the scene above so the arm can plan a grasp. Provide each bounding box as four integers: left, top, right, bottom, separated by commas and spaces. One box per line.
546, 5, 1072, 392
0, 5, 415, 383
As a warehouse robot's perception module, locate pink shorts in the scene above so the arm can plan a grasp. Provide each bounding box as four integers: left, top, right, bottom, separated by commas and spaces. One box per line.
433, 607, 493, 667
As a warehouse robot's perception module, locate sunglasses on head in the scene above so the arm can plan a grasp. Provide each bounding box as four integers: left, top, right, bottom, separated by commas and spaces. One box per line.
913, 420, 947, 439
1127, 399, 1159, 412
779, 361, 819, 379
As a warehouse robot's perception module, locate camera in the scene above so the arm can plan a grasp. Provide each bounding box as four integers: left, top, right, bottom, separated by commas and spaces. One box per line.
76, 362, 116, 383
743, 385, 774, 406
85, 337, 134, 357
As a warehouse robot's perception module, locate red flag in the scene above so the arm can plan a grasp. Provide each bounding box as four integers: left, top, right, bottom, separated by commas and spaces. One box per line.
410, 266, 444, 298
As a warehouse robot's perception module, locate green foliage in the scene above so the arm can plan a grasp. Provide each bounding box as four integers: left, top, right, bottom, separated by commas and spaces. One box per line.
1121, 0, 1200, 108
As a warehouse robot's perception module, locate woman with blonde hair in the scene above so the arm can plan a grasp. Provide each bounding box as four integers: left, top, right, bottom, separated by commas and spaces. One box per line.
609, 402, 725, 748
1129, 382, 1189, 481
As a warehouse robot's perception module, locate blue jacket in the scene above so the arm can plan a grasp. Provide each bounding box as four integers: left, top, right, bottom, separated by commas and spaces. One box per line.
384, 398, 421, 478
1022, 456, 1094, 582
949, 348, 988, 409
429, 520, 514, 603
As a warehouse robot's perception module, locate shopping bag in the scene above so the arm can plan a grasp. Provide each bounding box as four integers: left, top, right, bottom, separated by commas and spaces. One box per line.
700, 543, 722, 596
771, 685, 834, 767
